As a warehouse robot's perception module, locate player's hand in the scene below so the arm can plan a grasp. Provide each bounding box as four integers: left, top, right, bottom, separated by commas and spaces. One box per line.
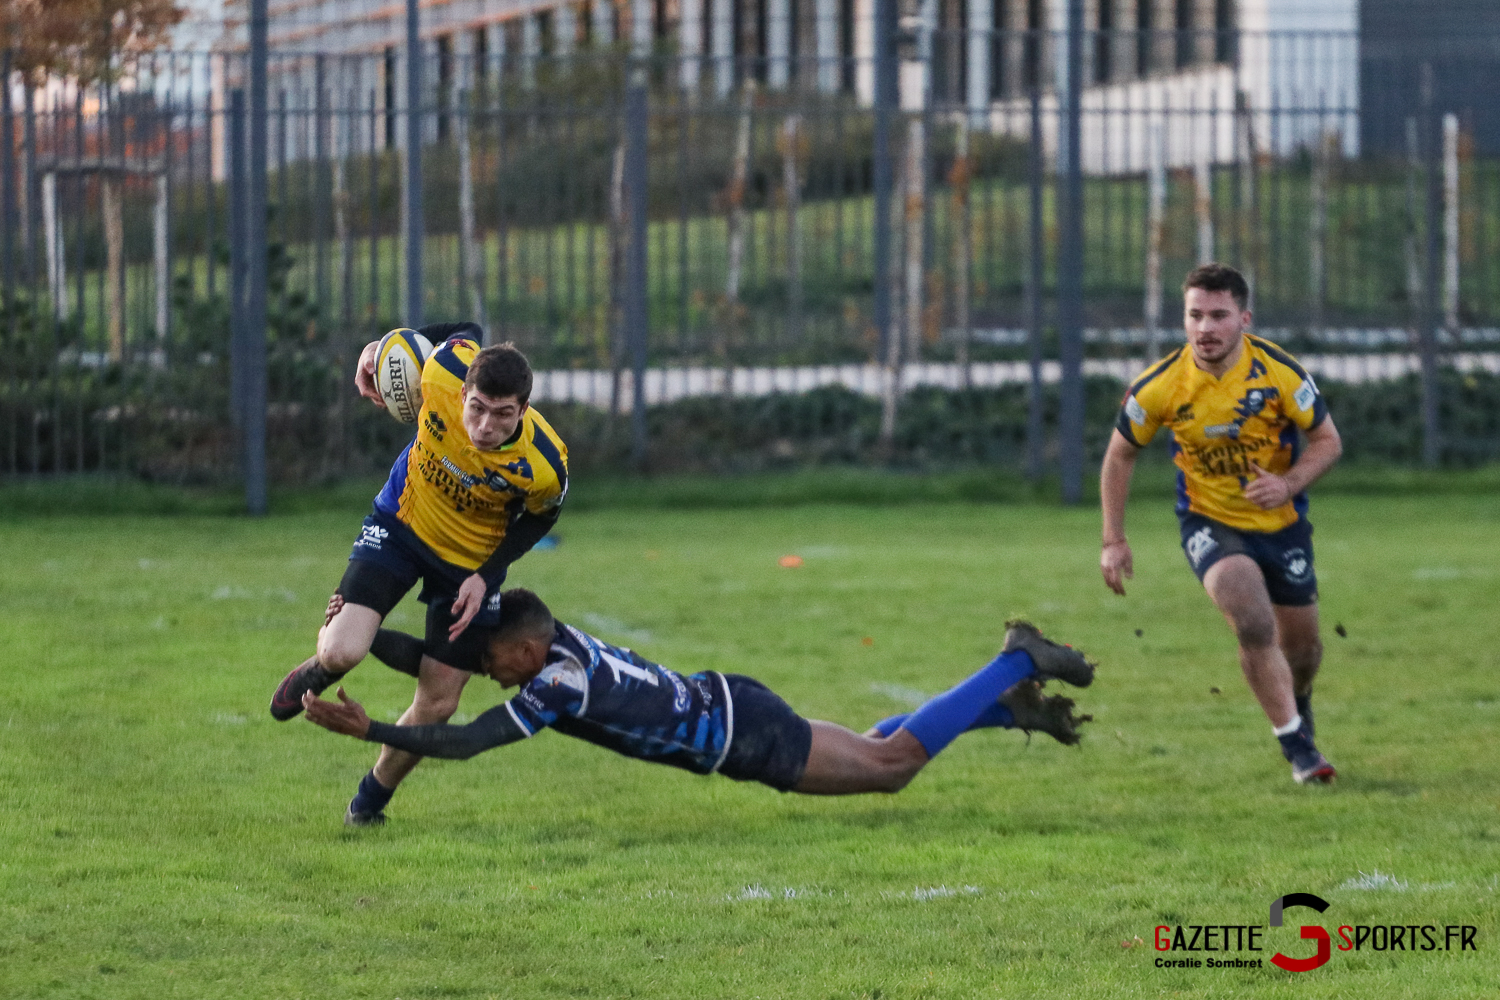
302, 686, 372, 738
1101, 540, 1133, 596
1244, 462, 1292, 510
355, 340, 385, 407
324, 593, 345, 627
448, 573, 487, 641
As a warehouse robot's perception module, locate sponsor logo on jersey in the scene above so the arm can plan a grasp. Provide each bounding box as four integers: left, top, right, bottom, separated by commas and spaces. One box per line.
356, 524, 389, 549
1125, 394, 1147, 425
486, 589, 503, 612
424, 411, 446, 440
1173, 403, 1195, 424
1204, 423, 1239, 438
1186, 526, 1218, 567
1246, 358, 1268, 381
1293, 377, 1319, 411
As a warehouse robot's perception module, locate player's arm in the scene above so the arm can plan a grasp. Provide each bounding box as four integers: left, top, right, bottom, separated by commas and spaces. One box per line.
1099, 429, 1141, 596
302, 686, 531, 760
1246, 415, 1343, 510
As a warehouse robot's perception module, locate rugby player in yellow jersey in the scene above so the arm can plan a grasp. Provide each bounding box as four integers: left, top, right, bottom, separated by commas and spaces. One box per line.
268, 321, 569, 824
1099, 264, 1344, 785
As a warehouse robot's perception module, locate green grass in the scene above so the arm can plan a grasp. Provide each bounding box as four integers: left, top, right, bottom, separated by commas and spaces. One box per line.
2, 493, 1498, 997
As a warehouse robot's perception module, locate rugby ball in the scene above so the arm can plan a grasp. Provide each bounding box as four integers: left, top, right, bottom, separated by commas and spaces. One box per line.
374, 328, 433, 424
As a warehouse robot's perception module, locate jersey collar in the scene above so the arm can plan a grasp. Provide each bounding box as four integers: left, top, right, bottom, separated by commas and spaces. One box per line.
1188, 334, 1250, 382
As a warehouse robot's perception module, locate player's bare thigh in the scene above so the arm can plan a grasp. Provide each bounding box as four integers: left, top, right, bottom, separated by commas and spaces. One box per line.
316, 602, 382, 673
794, 721, 928, 795
1203, 554, 1279, 649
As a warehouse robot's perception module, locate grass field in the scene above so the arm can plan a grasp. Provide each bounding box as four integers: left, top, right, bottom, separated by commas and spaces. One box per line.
2, 491, 1497, 998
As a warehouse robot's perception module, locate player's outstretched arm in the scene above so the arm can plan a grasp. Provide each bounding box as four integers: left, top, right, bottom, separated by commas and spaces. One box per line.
1099, 429, 1141, 595
305, 687, 529, 760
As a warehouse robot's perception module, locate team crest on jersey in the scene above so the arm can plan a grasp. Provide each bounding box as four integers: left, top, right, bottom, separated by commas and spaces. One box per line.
1233, 387, 1280, 421
1246, 358, 1268, 381
483, 458, 533, 494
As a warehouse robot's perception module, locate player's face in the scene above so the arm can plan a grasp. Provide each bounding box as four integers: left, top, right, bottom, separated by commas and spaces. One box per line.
483, 635, 548, 687
461, 388, 527, 450
1183, 288, 1250, 367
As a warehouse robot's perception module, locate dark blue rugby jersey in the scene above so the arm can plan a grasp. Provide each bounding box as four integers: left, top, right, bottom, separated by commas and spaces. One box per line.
363, 622, 734, 774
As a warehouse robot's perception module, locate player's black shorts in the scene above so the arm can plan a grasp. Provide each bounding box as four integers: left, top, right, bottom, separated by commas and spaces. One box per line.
717, 674, 813, 793
336, 507, 504, 673
1178, 511, 1318, 607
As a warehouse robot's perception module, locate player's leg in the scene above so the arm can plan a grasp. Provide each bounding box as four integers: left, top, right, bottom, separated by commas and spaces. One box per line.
795, 723, 930, 794
1203, 555, 1333, 783
270, 558, 410, 721
1275, 602, 1322, 735
345, 589, 491, 825
1203, 554, 1296, 727
345, 655, 472, 825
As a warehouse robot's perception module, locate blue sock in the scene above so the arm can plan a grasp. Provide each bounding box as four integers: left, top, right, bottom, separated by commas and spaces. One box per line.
873, 700, 1016, 738
350, 770, 395, 816
897, 650, 1036, 757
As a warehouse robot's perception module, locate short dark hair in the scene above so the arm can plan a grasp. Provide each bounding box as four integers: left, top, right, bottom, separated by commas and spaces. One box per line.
1183, 263, 1250, 311
465, 343, 533, 404
492, 588, 555, 644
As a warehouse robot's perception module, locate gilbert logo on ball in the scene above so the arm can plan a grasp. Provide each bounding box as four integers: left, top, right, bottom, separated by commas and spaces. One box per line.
375, 328, 433, 423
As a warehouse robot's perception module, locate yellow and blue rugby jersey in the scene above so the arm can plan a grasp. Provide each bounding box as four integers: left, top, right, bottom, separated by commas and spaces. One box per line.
373, 335, 568, 570
1116, 334, 1328, 533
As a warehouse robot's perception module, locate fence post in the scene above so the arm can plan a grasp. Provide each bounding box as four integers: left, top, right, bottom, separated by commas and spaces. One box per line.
1443, 112, 1460, 335
872, 0, 897, 450
1419, 63, 1442, 468
228, 89, 247, 430
1056, 0, 1086, 504
1, 51, 13, 310
950, 115, 972, 390
404, 0, 425, 328
1145, 119, 1164, 363
624, 82, 650, 470
1025, 86, 1045, 482
246, 2, 270, 515
457, 90, 486, 329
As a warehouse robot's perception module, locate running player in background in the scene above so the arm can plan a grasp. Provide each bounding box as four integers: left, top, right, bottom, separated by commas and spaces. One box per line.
1099, 264, 1343, 784
301, 591, 1096, 804
269, 321, 569, 825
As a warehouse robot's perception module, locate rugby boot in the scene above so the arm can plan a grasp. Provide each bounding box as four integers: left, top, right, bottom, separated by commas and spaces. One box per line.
1278, 723, 1336, 785
1003, 620, 1096, 688
270, 656, 345, 721
344, 803, 388, 827
999, 679, 1093, 747
1294, 692, 1315, 738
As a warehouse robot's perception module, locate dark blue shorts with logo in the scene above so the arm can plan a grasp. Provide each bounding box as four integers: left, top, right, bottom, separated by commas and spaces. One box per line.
336, 506, 504, 673
1178, 511, 1318, 607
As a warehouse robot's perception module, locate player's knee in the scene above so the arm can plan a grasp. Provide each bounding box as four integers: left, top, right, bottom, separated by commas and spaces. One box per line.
872, 739, 925, 793
1285, 636, 1323, 675
409, 687, 462, 722
1233, 614, 1278, 651
316, 634, 367, 673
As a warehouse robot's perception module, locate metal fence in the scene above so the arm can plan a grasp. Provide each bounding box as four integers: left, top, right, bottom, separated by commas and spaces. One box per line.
4, 27, 1499, 496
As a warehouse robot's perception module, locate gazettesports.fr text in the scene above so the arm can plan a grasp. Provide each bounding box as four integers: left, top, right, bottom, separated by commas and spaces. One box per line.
1153, 923, 1477, 958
